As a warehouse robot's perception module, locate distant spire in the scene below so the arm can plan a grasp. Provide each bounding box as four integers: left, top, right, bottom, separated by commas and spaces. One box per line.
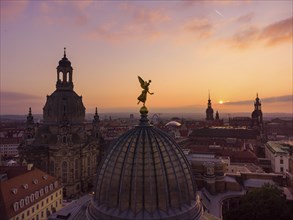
93, 107, 100, 124
215, 111, 219, 120
256, 92, 258, 98
27, 107, 34, 124
208, 90, 210, 101
64, 47, 66, 57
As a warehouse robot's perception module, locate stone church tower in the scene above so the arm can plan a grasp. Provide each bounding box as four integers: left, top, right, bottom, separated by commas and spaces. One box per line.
19, 49, 100, 198
251, 93, 263, 128
206, 92, 214, 121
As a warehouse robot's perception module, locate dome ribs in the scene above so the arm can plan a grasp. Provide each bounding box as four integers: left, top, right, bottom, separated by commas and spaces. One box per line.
151, 129, 171, 212
117, 129, 141, 211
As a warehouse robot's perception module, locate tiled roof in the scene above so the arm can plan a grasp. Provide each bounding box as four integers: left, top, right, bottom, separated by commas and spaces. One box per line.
266, 141, 288, 154
0, 167, 61, 219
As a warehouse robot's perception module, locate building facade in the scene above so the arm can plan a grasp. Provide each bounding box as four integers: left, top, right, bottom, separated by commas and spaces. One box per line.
0, 128, 23, 158
265, 141, 289, 173
18, 49, 101, 198
0, 166, 63, 220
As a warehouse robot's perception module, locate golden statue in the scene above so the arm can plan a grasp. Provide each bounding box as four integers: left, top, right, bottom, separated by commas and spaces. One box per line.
137, 76, 154, 106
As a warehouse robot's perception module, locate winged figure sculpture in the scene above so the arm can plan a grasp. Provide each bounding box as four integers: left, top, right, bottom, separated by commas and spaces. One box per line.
137, 76, 154, 106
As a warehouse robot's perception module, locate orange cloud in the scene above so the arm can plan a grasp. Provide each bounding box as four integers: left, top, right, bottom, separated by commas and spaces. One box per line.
1, 0, 28, 22
259, 16, 293, 46
223, 16, 292, 49
229, 26, 259, 49
184, 18, 214, 39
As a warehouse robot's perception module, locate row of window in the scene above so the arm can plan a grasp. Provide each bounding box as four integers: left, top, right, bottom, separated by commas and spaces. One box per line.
12, 182, 59, 211
15, 197, 62, 220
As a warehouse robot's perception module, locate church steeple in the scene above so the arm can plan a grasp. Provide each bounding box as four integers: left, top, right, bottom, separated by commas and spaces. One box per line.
93, 107, 100, 124
26, 107, 34, 125
25, 107, 35, 139
252, 93, 263, 128
215, 111, 219, 120
56, 47, 73, 90
206, 91, 214, 121
92, 107, 100, 139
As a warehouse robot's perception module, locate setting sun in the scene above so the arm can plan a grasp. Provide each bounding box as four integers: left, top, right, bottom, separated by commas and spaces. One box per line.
219, 101, 224, 104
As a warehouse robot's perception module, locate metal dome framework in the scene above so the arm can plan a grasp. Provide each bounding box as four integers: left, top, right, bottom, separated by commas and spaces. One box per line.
87, 114, 202, 220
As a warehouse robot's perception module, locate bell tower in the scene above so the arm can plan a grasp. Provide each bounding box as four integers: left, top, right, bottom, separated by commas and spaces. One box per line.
251, 93, 263, 128
206, 91, 214, 121
25, 107, 35, 139
43, 48, 85, 123
56, 48, 73, 90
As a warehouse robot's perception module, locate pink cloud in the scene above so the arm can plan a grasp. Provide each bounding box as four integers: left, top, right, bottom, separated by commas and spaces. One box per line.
184, 18, 214, 39
1, 0, 29, 22
236, 12, 254, 23
87, 24, 124, 42
259, 16, 293, 46
133, 8, 170, 24
38, 1, 93, 27
87, 3, 170, 43
222, 16, 292, 49
179, 0, 251, 7
229, 26, 259, 48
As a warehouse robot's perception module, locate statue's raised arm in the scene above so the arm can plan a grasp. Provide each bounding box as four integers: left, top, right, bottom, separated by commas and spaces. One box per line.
137, 76, 154, 106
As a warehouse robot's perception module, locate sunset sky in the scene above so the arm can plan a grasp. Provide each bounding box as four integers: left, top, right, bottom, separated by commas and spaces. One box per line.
1, 0, 292, 115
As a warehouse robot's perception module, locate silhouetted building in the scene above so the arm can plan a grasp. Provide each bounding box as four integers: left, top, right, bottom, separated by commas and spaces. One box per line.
19, 49, 101, 198
251, 93, 263, 128
204, 93, 223, 127
229, 117, 252, 128
206, 92, 214, 121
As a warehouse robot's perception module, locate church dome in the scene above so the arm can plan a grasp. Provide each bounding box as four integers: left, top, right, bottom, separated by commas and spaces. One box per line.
43, 49, 85, 124
87, 109, 202, 220
43, 90, 85, 123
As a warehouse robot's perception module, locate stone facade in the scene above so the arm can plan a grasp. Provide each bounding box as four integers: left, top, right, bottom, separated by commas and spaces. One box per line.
19, 49, 100, 198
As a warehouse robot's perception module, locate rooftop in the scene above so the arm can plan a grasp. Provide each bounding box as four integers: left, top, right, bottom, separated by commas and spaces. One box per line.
0, 166, 61, 219
266, 141, 288, 154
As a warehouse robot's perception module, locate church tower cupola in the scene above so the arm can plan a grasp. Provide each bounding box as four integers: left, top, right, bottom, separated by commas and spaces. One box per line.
56, 48, 73, 90
25, 107, 35, 139
26, 107, 34, 125
43, 48, 85, 123
251, 93, 263, 128
206, 91, 214, 121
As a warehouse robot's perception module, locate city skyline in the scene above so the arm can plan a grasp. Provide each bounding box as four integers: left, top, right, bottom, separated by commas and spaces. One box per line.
1, 1, 292, 115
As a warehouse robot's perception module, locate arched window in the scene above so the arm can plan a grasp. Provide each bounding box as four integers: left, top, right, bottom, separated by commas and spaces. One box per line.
62, 136, 66, 144
62, 161, 68, 183
58, 72, 62, 81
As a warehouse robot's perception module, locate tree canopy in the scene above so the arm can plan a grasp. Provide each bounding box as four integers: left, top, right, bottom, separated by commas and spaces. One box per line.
224, 184, 293, 220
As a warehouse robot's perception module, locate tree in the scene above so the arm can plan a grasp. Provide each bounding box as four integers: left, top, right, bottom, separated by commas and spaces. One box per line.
224, 184, 293, 220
